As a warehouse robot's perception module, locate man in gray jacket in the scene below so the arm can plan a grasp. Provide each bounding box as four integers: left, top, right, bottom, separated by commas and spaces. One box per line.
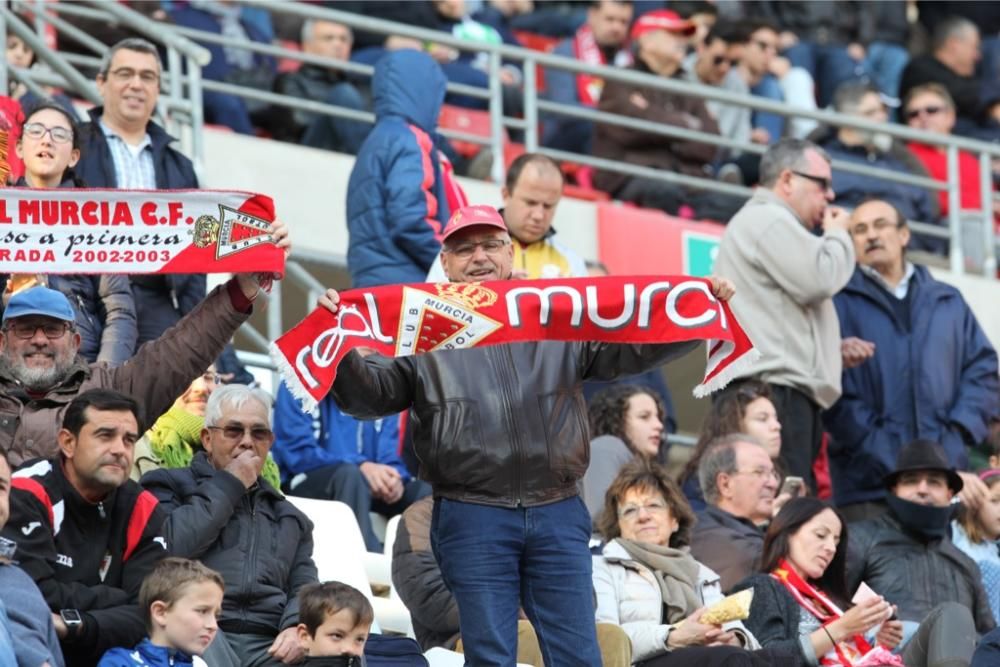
141, 384, 318, 667
714, 138, 854, 487
321, 204, 736, 667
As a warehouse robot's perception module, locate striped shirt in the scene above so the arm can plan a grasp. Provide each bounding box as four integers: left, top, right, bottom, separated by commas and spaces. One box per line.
99, 121, 156, 189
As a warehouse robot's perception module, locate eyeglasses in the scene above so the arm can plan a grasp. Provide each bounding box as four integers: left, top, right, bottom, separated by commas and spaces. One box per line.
207, 424, 274, 444
618, 499, 669, 521
107, 67, 160, 85
22, 122, 73, 144
443, 239, 510, 259
711, 54, 740, 68
850, 218, 901, 236
4, 321, 73, 339
905, 105, 944, 121
734, 467, 780, 482
791, 170, 833, 193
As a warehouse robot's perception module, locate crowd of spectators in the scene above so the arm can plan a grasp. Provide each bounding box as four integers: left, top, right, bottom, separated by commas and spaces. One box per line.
0, 2, 999, 667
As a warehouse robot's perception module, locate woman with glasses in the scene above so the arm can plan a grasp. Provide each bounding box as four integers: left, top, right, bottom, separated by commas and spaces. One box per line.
736, 497, 957, 667
678, 380, 785, 512
6, 101, 138, 366
592, 459, 787, 666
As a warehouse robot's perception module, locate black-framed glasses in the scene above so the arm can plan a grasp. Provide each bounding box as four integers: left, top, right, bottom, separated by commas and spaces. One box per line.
22, 122, 73, 144
905, 105, 944, 121
4, 321, 73, 339
791, 170, 832, 193
207, 424, 274, 444
711, 54, 740, 67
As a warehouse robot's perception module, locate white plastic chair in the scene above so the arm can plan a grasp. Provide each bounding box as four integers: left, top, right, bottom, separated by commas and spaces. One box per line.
286, 496, 414, 637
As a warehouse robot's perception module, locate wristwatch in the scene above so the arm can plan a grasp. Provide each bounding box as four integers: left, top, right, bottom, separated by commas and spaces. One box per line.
60, 609, 83, 637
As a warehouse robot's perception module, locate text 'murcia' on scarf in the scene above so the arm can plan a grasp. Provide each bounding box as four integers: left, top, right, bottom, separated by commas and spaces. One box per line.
271, 275, 758, 411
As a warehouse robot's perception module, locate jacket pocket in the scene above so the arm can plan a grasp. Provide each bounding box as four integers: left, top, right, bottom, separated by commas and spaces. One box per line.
414, 399, 490, 488
538, 390, 589, 482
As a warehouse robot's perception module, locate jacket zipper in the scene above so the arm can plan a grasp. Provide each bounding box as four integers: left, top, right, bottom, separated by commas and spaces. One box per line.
241, 493, 258, 629
75, 295, 95, 328
490, 346, 522, 506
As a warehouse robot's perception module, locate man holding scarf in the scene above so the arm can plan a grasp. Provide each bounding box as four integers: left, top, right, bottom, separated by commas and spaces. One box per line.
544, 0, 633, 154
847, 439, 993, 651
320, 204, 736, 666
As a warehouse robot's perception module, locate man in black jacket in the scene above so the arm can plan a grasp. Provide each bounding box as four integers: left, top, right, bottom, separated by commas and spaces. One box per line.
141, 384, 318, 667
847, 439, 993, 643
322, 204, 735, 667
3, 389, 167, 667
271, 18, 369, 153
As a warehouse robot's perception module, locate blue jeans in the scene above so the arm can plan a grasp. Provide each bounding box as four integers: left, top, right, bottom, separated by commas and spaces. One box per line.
865, 42, 910, 101
785, 42, 871, 108
431, 496, 601, 667
301, 81, 371, 155
203, 90, 255, 134
751, 74, 785, 143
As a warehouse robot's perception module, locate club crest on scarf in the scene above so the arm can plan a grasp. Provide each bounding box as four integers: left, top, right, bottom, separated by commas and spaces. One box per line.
191, 205, 273, 260
396, 284, 503, 355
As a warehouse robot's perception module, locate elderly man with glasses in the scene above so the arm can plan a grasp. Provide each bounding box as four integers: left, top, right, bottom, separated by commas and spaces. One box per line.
715, 138, 854, 490
141, 384, 318, 667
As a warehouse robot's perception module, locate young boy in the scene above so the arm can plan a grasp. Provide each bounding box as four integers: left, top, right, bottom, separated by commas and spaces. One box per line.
97, 557, 224, 667
296, 582, 374, 665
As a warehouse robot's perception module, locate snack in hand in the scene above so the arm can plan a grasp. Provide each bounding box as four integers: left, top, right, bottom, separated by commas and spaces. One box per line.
699, 588, 754, 624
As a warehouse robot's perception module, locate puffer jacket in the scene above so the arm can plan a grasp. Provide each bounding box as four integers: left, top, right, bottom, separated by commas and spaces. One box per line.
332, 339, 697, 507
593, 539, 757, 663
140, 451, 318, 636
97, 639, 194, 667
824, 265, 999, 506
594, 60, 719, 197
847, 511, 995, 633
346, 50, 449, 288
391, 497, 459, 650
0, 282, 250, 466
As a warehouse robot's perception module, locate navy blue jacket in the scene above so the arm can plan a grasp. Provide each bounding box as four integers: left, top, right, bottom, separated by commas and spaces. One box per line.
272, 383, 407, 483
75, 107, 198, 191
346, 50, 449, 288
168, 5, 275, 82
98, 639, 193, 667
824, 265, 1000, 506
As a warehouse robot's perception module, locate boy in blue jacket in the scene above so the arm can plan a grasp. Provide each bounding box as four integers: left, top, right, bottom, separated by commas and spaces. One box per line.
272, 384, 430, 552
97, 558, 224, 667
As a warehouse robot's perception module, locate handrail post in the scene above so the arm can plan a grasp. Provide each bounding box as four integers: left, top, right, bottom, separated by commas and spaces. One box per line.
166, 46, 183, 140
488, 50, 505, 184
981, 152, 997, 276
523, 55, 538, 152
946, 145, 964, 274
186, 60, 206, 182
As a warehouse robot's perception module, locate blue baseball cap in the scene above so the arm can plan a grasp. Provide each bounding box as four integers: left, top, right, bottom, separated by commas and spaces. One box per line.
2, 286, 76, 324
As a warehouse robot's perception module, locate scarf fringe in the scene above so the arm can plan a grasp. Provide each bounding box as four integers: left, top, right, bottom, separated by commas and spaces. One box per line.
693, 347, 760, 398
269, 341, 319, 412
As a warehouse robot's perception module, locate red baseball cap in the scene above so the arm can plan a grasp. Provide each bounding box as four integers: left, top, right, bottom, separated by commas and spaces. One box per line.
630, 10, 696, 41
441, 205, 508, 242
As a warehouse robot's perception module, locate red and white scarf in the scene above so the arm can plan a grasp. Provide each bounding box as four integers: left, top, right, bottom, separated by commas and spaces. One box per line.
272, 275, 757, 410
0, 188, 283, 275
572, 24, 632, 106
771, 560, 872, 666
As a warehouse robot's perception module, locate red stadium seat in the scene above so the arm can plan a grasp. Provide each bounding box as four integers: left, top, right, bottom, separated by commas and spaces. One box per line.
438, 104, 506, 159
276, 39, 303, 74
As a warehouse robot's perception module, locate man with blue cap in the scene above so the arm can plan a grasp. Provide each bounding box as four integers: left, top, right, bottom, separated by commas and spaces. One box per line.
0, 221, 289, 467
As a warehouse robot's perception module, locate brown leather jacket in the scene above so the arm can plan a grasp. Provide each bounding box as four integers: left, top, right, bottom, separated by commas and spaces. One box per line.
332, 339, 697, 507
593, 60, 720, 196
0, 283, 251, 466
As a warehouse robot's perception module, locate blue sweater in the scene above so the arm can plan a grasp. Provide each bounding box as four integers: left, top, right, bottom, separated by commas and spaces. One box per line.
272, 384, 407, 482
